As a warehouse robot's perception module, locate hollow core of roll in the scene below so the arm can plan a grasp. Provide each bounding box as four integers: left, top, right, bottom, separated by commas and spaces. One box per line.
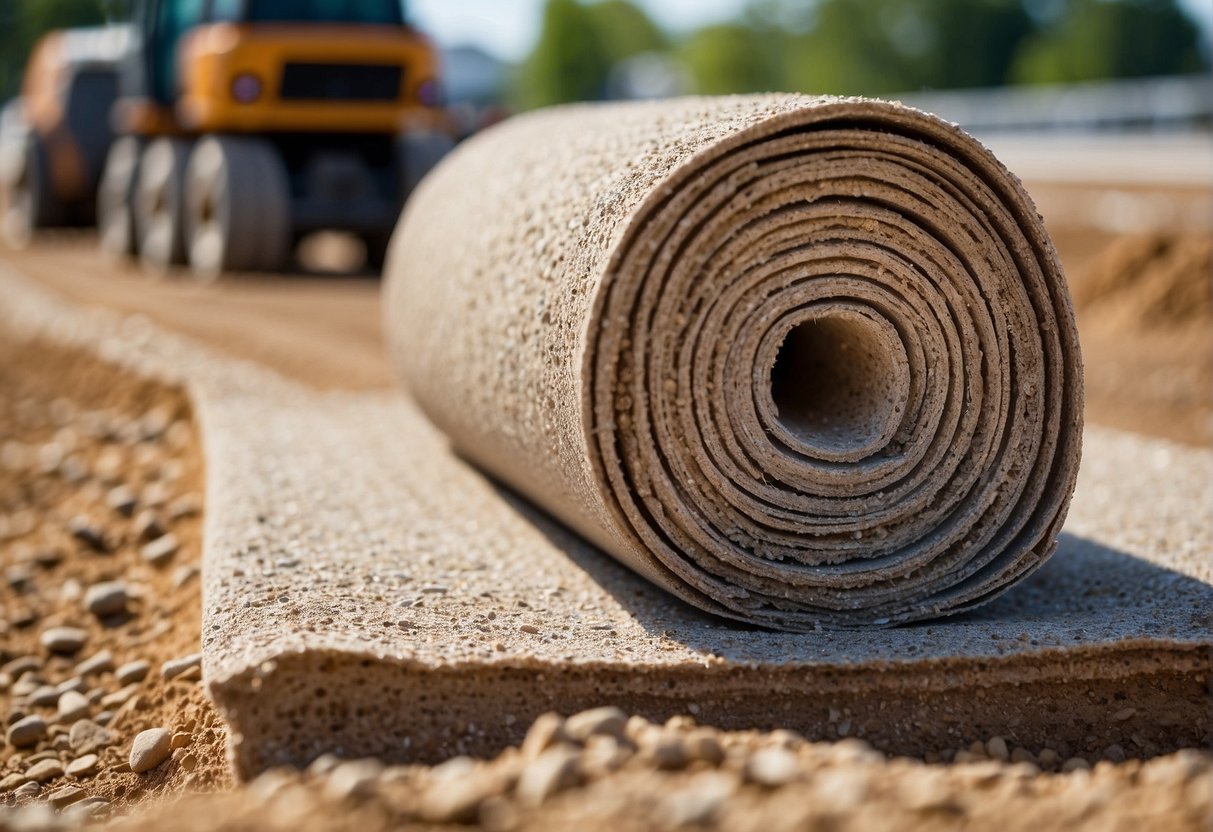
768, 310, 907, 460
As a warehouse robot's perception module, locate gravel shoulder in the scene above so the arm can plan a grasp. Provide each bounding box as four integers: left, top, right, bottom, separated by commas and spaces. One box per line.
0, 333, 231, 822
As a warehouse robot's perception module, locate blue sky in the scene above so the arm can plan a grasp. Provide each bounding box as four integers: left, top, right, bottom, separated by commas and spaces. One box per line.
411, 0, 1213, 62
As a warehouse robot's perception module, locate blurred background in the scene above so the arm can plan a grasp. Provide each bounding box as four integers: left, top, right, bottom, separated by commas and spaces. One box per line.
2, 0, 1209, 110
0, 0, 1210, 448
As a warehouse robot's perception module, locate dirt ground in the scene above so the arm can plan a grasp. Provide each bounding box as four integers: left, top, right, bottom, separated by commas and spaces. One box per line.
0, 335, 231, 822
2, 186, 1209, 447
0, 180, 1210, 829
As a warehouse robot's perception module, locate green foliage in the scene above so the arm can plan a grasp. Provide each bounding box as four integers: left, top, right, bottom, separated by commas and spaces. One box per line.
587, 0, 666, 66
780, 0, 1037, 94
516, 0, 1209, 107
513, 0, 670, 109
1011, 0, 1206, 84
0, 0, 110, 101
678, 23, 784, 95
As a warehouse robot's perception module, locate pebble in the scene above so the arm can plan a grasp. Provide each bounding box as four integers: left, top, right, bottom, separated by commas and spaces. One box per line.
663, 771, 736, 826
75, 650, 115, 677
29, 685, 61, 707
161, 653, 202, 680
419, 770, 500, 823
31, 548, 63, 568
24, 759, 64, 782
521, 712, 565, 759
684, 729, 725, 764
65, 797, 110, 821
648, 736, 688, 770
66, 754, 100, 777
167, 493, 202, 519
57, 676, 86, 695
106, 486, 138, 517
12, 675, 41, 698
67, 517, 107, 552
129, 727, 172, 773
324, 759, 384, 801
13, 781, 40, 798
47, 785, 87, 809
172, 565, 200, 589
69, 720, 115, 754
7, 715, 46, 747
1, 656, 42, 678
100, 683, 142, 709
40, 626, 87, 654
116, 660, 151, 685
986, 736, 1010, 762
0, 772, 26, 792
140, 533, 180, 566
563, 706, 628, 743
84, 582, 129, 616
57, 690, 90, 723
132, 510, 165, 542
745, 748, 800, 787
516, 744, 582, 805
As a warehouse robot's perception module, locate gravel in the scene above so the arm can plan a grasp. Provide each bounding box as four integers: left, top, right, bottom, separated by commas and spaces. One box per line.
68, 719, 115, 755
129, 727, 172, 773
66, 516, 107, 552
113, 660, 150, 686
75, 650, 115, 676
55, 690, 90, 724
7, 715, 46, 748
140, 533, 180, 566
39, 626, 87, 654
161, 653, 202, 681
24, 759, 65, 782
84, 581, 129, 616
65, 754, 99, 777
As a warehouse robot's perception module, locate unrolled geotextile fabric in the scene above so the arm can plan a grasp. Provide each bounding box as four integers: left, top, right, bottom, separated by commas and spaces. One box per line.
384, 94, 1083, 630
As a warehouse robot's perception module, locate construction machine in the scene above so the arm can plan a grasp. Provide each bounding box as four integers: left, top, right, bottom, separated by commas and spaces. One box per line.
98, 0, 453, 276
0, 26, 127, 246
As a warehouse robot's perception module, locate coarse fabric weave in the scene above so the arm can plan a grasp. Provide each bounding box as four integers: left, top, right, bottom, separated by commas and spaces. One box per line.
384, 94, 1084, 629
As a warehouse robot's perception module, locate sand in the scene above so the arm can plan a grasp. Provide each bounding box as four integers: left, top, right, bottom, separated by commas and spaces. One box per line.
0, 266, 1207, 787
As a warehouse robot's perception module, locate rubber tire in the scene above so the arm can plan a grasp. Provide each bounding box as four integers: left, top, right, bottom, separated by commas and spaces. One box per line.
134, 137, 190, 273
362, 232, 391, 274
184, 136, 292, 278
97, 136, 143, 258
1, 134, 64, 247
398, 128, 455, 200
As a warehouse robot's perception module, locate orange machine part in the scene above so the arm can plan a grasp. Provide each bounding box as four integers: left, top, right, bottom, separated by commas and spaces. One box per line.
174, 23, 442, 135
20, 32, 88, 201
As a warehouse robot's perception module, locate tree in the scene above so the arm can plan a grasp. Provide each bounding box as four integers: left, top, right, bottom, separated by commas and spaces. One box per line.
779, 0, 1037, 95
513, 0, 610, 109
513, 0, 667, 110
586, 0, 666, 67
1011, 0, 1207, 84
678, 23, 784, 95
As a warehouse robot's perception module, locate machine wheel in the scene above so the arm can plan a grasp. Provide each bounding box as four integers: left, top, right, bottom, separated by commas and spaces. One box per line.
398, 127, 455, 200
97, 136, 143, 258
1, 134, 64, 247
184, 136, 292, 277
362, 232, 392, 273
134, 137, 190, 273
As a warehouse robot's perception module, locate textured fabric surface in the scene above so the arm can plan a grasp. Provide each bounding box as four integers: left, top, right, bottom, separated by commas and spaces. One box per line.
385, 94, 1084, 629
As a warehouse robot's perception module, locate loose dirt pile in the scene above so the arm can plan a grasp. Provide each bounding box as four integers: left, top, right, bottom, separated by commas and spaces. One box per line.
1066, 230, 1212, 446
1072, 231, 1212, 333
0, 334, 229, 821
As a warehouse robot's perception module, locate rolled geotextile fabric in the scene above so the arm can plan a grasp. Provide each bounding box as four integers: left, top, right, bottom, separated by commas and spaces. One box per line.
384, 94, 1083, 630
